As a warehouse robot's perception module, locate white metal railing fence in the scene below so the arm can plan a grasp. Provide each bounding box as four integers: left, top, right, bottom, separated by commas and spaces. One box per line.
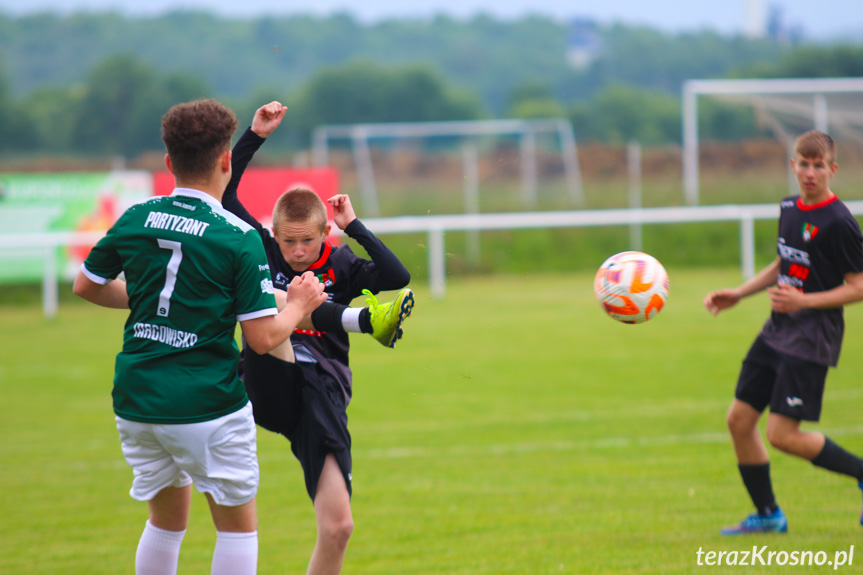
4, 202, 863, 318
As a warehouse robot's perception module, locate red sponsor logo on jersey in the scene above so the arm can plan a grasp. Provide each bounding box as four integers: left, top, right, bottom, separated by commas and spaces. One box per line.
788, 262, 810, 281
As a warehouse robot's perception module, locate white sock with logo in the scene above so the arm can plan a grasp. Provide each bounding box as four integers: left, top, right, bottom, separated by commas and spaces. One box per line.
211, 531, 258, 575
135, 520, 185, 575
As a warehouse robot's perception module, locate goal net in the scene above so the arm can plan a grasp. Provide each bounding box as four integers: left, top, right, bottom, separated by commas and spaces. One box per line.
683, 78, 863, 205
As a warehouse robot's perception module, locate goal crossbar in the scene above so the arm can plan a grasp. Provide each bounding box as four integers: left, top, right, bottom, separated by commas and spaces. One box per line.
683, 77, 863, 205
312, 118, 584, 215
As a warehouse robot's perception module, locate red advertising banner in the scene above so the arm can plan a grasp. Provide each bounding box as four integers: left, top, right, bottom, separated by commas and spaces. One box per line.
153, 167, 341, 230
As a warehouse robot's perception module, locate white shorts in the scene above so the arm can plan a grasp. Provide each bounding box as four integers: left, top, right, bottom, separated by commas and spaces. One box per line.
115, 402, 259, 507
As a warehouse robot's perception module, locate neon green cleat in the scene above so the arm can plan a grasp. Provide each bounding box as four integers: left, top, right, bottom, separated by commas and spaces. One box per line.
364, 288, 415, 348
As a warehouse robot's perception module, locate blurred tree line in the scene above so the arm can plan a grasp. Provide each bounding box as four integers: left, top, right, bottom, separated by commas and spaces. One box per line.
1, 11, 862, 158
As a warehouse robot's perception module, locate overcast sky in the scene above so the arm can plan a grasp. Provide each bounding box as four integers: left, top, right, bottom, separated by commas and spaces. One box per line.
0, 0, 861, 39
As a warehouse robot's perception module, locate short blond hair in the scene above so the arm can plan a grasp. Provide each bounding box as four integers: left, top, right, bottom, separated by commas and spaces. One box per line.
795, 130, 836, 163
272, 186, 328, 232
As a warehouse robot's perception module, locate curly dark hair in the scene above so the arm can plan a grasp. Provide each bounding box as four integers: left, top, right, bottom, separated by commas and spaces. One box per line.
161, 99, 239, 182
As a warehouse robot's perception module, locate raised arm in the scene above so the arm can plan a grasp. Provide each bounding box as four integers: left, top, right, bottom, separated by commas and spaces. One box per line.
250, 101, 286, 138
223, 101, 288, 228
329, 194, 411, 291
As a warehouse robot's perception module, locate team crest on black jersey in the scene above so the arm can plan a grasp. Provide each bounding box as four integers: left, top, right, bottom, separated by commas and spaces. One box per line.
317, 269, 335, 287
274, 272, 289, 288
802, 223, 819, 243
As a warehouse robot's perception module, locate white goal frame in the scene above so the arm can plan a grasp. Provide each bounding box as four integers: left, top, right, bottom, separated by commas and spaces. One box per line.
682, 77, 863, 205
311, 118, 585, 216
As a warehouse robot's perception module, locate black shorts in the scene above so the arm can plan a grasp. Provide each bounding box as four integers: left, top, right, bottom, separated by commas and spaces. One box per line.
242, 348, 303, 436
242, 349, 352, 501
735, 336, 829, 422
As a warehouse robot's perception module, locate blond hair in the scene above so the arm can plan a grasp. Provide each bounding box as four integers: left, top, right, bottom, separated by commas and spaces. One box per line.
272, 186, 328, 232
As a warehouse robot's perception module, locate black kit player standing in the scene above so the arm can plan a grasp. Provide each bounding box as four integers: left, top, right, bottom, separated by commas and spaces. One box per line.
705, 130, 863, 535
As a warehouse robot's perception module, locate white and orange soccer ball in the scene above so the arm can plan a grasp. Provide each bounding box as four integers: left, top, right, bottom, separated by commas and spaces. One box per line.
594, 251, 669, 324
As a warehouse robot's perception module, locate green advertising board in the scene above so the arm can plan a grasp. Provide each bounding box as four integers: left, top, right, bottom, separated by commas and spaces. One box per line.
0, 172, 152, 282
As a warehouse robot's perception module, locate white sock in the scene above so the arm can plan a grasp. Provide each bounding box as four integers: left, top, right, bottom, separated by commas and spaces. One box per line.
135, 520, 185, 575
211, 531, 258, 575
341, 307, 363, 333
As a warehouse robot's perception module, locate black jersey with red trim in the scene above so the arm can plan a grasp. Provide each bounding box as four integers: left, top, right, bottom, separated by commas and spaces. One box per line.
759, 194, 863, 366
223, 128, 411, 402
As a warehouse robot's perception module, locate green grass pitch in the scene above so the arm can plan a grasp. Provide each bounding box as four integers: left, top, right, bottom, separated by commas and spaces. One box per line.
2, 268, 863, 574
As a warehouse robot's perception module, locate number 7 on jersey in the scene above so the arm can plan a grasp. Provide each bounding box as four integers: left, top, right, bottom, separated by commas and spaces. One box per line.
157, 239, 183, 317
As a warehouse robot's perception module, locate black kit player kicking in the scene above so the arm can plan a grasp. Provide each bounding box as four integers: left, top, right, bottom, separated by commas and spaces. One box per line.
222, 102, 414, 574
705, 130, 863, 535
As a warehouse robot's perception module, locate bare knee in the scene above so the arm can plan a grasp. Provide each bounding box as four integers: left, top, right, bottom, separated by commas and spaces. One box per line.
765, 426, 793, 453
727, 407, 757, 438
319, 515, 353, 550
764, 413, 814, 456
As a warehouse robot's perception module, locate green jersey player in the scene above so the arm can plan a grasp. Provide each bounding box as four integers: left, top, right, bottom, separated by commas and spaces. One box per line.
73, 98, 326, 575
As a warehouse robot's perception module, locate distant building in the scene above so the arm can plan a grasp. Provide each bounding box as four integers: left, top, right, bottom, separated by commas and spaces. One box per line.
745, 1, 804, 43
743, 0, 767, 38
765, 4, 784, 39
567, 18, 601, 70
766, 3, 804, 44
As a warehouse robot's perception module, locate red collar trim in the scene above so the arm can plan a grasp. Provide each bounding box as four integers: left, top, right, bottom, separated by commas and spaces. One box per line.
797, 194, 837, 211
305, 242, 333, 271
